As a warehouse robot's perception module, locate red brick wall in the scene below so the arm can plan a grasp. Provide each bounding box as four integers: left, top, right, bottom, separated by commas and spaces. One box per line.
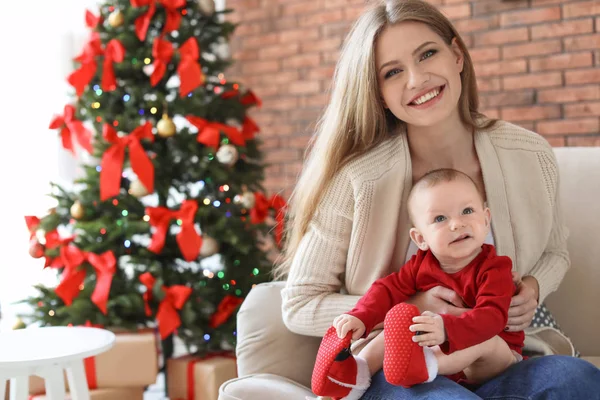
226, 0, 600, 196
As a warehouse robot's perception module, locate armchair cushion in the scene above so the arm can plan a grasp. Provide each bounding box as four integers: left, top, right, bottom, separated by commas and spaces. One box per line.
219, 374, 312, 400
234, 282, 321, 388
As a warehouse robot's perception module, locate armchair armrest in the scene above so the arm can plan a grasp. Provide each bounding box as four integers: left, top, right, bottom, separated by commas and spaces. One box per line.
236, 282, 321, 389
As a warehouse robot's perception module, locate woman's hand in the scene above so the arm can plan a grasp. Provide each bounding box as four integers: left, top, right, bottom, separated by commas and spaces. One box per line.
406, 286, 469, 317
507, 273, 539, 332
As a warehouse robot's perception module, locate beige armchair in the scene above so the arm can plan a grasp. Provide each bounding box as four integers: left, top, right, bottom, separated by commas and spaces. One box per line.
219, 147, 600, 399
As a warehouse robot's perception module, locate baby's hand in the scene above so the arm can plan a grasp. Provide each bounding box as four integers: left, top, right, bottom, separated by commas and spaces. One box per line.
409, 311, 446, 347
333, 314, 366, 340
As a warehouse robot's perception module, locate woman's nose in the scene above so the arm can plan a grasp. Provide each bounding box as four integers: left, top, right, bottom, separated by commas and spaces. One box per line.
407, 67, 430, 90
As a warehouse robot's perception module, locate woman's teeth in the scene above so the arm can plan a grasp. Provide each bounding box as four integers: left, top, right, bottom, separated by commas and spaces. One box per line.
412, 87, 440, 105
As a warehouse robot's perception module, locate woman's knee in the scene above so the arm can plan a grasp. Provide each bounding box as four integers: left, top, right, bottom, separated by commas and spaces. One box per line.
363, 370, 479, 399
535, 355, 600, 377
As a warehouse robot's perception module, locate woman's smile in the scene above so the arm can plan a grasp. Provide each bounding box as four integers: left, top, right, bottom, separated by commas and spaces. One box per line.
408, 84, 446, 109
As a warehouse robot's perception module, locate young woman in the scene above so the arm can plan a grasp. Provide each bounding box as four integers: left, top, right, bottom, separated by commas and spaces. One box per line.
277, 0, 600, 398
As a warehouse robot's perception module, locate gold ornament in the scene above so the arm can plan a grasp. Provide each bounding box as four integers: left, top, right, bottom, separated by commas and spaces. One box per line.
12, 318, 26, 330
70, 201, 85, 219
157, 113, 176, 138
197, 0, 216, 15
129, 179, 149, 198
108, 10, 124, 27
200, 235, 220, 257
216, 144, 239, 166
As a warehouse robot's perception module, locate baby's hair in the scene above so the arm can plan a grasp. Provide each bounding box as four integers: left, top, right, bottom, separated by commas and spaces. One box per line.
407, 168, 483, 224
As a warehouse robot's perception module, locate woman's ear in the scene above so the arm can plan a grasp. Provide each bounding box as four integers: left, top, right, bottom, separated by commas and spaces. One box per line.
410, 227, 429, 251
450, 38, 464, 73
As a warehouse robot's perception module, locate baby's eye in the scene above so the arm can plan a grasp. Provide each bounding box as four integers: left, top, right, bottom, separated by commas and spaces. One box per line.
384, 68, 403, 79
434, 215, 446, 223
462, 207, 474, 215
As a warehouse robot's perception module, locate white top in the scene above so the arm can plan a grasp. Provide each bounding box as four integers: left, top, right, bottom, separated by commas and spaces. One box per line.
405, 224, 495, 263
0, 327, 115, 369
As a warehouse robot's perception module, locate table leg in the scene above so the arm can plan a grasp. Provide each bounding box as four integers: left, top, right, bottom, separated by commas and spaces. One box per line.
65, 360, 90, 400
42, 368, 66, 400
9, 376, 28, 400
0, 377, 6, 400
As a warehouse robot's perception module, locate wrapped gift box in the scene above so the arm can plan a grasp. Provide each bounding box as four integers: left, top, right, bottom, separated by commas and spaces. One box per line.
167, 354, 237, 400
30, 387, 145, 400
29, 329, 158, 394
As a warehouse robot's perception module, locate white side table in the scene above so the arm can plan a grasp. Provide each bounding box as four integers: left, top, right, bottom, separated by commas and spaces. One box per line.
0, 326, 115, 400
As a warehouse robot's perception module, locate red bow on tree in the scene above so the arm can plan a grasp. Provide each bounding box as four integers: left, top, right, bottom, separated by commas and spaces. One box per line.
145, 200, 202, 261
67, 33, 125, 96
221, 89, 262, 108
242, 116, 260, 140
85, 9, 101, 28
185, 116, 245, 149
130, 0, 186, 41
250, 193, 288, 246
54, 245, 117, 315
49, 105, 93, 155
209, 295, 244, 329
99, 122, 154, 201
139, 272, 192, 339
24, 216, 74, 268
150, 37, 205, 97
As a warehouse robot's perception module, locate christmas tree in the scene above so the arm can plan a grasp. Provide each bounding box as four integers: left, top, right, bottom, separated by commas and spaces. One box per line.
20, 0, 286, 357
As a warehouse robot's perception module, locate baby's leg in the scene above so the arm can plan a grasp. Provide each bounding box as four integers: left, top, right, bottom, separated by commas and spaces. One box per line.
462, 336, 517, 383
356, 331, 385, 376
435, 336, 517, 383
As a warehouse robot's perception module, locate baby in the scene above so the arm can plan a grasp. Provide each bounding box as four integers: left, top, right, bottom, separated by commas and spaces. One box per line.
311, 168, 524, 400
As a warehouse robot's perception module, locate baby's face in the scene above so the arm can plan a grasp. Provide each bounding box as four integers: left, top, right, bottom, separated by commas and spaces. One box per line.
411, 179, 490, 264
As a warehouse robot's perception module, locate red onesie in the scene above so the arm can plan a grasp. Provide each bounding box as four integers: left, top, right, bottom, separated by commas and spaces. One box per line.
348, 244, 524, 357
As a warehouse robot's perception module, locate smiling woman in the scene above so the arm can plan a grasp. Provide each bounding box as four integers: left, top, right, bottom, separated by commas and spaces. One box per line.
276, 0, 600, 399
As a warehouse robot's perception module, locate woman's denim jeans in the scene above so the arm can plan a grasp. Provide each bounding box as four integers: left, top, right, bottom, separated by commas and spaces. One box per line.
361, 355, 600, 399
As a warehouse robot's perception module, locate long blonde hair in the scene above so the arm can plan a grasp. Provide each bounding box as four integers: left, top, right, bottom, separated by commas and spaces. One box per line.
273, 0, 495, 280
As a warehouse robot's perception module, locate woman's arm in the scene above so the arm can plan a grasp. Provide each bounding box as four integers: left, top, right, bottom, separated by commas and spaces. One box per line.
281, 169, 361, 337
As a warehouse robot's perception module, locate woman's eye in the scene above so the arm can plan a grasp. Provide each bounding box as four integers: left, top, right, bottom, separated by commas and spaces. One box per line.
421, 49, 437, 61
384, 68, 402, 79
463, 207, 474, 215
434, 215, 446, 223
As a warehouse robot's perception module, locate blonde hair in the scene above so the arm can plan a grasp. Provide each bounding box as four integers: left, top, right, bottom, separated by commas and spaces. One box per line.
273, 0, 495, 280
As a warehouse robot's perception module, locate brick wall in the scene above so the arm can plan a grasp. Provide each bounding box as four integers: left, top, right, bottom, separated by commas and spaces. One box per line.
226, 0, 600, 196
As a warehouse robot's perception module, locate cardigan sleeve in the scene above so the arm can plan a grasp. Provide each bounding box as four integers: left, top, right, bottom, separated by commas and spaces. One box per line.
527, 148, 570, 303
281, 169, 362, 337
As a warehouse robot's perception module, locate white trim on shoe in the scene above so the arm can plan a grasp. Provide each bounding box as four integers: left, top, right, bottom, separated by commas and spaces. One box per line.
327, 356, 371, 400
423, 346, 439, 383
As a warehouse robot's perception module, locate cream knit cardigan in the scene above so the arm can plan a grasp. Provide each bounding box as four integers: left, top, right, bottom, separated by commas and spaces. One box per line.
282, 121, 569, 337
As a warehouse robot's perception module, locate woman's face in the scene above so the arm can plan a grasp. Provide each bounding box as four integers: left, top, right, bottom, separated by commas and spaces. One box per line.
375, 21, 464, 128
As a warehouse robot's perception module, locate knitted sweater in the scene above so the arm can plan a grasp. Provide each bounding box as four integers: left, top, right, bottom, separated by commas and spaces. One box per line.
282, 121, 570, 337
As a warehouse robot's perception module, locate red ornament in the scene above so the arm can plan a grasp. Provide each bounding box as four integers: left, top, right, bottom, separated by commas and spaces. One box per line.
29, 240, 45, 259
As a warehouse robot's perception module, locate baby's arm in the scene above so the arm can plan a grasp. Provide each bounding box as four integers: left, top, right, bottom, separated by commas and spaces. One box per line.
442, 256, 514, 351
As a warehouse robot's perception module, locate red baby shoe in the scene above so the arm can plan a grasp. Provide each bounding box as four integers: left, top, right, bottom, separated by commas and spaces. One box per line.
383, 303, 432, 387
311, 326, 354, 398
